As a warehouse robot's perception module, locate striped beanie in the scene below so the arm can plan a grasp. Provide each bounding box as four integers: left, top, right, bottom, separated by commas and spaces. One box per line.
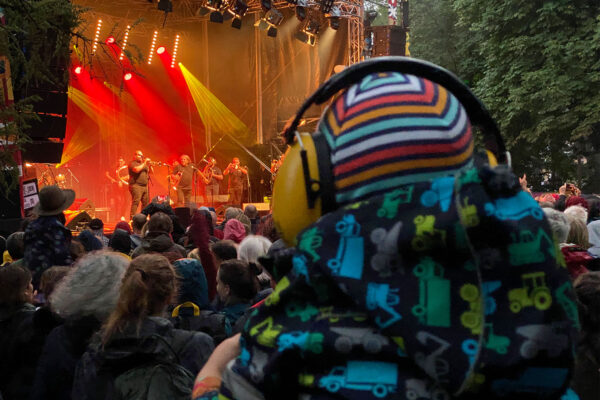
317, 72, 474, 205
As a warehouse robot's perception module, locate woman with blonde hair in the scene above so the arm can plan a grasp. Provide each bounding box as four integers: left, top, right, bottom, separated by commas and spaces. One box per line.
73, 254, 214, 399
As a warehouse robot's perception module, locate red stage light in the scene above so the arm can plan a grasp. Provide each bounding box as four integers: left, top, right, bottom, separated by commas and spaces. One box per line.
74, 66, 82, 75
124, 73, 133, 81
105, 36, 116, 45
157, 46, 166, 54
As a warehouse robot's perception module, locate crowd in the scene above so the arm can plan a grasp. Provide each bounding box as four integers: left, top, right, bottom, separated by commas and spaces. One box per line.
0, 59, 598, 400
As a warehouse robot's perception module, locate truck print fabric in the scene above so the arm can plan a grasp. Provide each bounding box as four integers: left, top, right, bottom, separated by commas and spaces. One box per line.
196, 165, 578, 400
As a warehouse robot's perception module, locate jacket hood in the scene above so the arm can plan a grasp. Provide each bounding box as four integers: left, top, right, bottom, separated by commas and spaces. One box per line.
0, 303, 35, 322
142, 231, 176, 252
234, 166, 577, 400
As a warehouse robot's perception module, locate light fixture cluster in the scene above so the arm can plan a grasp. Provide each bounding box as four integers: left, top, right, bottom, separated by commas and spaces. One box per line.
92, 19, 103, 55
119, 25, 131, 61
148, 31, 159, 65
198, 0, 249, 29
171, 34, 180, 68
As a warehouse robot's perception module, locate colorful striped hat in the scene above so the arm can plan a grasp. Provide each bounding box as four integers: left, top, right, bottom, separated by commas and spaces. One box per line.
317, 72, 474, 205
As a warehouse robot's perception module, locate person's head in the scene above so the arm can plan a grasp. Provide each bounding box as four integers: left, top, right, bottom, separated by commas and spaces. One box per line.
132, 213, 147, 234
76, 230, 103, 252
118, 157, 125, 167
225, 207, 242, 221
89, 218, 104, 233
244, 204, 258, 219
567, 218, 589, 248
217, 259, 259, 305
40, 266, 70, 303
566, 196, 589, 212
565, 205, 589, 226
70, 240, 85, 261
0, 263, 33, 306
257, 213, 280, 243
232, 157, 240, 166
588, 197, 600, 223
574, 272, 600, 352
543, 208, 570, 244
238, 235, 272, 264
50, 252, 129, 321
209, 211, 218, 227
224, 218, 246, 244
147, 211, 173, 234
134, 150, 143, 162
115, 221, 132, 234
6, 231, 25, 260
102, 254, 178, 343
172, 258, 208, 308
211, 240, 237, 267
235, 213, 251, 234
208, 157, 217, 167
109, 229, 132, 255
180, 154, 190, 166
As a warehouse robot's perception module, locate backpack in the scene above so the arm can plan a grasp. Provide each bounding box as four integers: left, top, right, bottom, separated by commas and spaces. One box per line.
170, 301, 231, 344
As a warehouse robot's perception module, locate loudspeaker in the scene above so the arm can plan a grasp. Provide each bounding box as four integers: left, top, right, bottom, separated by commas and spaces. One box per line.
68, 198, 95, 214
65, 211, 92, 231
22, 141, 64, 163
25, 115, 67, 139
371, 26, 407, 57
174, 207, 191, 228
25, 89, 68, 116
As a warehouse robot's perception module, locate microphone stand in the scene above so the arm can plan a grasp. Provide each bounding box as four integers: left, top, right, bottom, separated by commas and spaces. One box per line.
245, 167, 251, 203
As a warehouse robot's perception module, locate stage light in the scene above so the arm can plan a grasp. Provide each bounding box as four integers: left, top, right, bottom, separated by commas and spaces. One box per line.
105, 36, 115, 45
92, 19, 103, 55
158, 0, 173, 12
319, 0, 334, 13
326, 6, 341, 30
124, 72, 133, 81
119, 25, 131, 60
148, 31, 159, 64
255, 8, 283, 37
295, 0, 307, 21
74, 66, 82, 75
171, 34, 180, 68
295, 18, 319, 46
210, 11, 224, 23
227, 0, 247, 28
157, 46, 166, 54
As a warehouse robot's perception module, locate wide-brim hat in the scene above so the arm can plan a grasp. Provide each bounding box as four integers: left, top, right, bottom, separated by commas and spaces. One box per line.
35, 185, 76, 216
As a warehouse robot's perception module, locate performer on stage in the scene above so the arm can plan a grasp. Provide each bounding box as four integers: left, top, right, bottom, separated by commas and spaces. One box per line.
105, 157, 130, 220
223, 157, 247, 208
128, 150, 152, 219
170, 154, 195, 207
202, 157, 223, 206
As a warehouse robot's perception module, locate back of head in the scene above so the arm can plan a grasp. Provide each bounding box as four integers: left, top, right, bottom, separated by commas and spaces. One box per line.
565, 205, 588, 226
574, 272, 600, 357
566, 196, 589, 212
102, 254, 177, 343
244, 204, 258, 219
235, 214, 251, 234
109, 229, 132, 255
115, 221, 132, 235
89, 218, 104, 232
6, 231, 25, 260
0, 263, 32, 306
40, 266, 70, 302
132, 213, 147, 233
147, 211, 173, 234
568, 218, 590, 248
172, 258, 208, 308
543, 208, 570, 244
218, 259, 259, 302
211, 240, 237, 262
225, 207, 242, 221
50, 251, 129, 321
238, 235, 272, 264
589, 220, 600, 250
76, 230, 104, 252
224, 219, 246, 244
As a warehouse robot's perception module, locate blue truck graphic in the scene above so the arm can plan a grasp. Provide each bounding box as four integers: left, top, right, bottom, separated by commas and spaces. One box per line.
421, 176, 455, 212
327, 214, 364, 279
492, 367, 568, 397
484, 191, 544, 221
319, 361, 398, 398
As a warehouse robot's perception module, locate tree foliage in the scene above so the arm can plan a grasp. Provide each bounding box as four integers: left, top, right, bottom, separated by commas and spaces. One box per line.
410, 0, 600, 192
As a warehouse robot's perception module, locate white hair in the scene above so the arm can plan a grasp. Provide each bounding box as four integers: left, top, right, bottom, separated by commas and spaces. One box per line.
543, 208, 570, 244
564, 205, 588, 226
50, 251, 129, 321
238, 235, 272, 264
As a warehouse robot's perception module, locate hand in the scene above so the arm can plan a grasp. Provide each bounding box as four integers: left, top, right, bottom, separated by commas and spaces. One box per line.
196, 333, 241, 381
145, 158, 151, 163
519, 174, 528, 190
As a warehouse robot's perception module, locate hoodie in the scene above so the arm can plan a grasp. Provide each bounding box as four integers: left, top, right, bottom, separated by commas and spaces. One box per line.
131, 231, 187, 261
196, 166, 578, 400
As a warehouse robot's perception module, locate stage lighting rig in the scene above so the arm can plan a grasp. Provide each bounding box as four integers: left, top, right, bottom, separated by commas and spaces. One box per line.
227, 0, 248, 29
319, 0, 334, 13
295, 0, 307, 21
326, 6, 341, 30
255, 8, 283, 37
294, 18, 319, 46
198, 0, 225, 23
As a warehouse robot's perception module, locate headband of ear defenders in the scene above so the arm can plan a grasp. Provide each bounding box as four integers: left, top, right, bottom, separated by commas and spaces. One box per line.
283, 56, 508, 165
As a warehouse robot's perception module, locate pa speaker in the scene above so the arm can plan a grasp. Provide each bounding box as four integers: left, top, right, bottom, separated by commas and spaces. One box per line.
22, 141, 64, 163
25, 115, 67, 139
174, 207, 191, 228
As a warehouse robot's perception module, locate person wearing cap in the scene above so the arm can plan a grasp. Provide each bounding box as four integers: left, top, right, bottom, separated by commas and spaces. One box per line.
24, 185, 75, 289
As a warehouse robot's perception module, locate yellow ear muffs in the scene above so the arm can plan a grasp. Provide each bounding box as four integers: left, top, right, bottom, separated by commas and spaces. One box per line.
272, 133, 324, 246
486, 150, 498, 167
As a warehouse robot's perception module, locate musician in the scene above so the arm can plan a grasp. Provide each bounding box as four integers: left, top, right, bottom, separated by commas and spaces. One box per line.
171, 154, 195, 207
223, 157, 247, 208
105, 157, 130, 219
202, 157, 223, 206
128, 150, 153, 219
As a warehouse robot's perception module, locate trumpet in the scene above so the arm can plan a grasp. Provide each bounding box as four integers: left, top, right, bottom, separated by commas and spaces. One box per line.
146, 159, 165, 166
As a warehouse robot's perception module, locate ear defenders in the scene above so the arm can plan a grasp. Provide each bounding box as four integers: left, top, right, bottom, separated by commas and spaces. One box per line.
272, 56, 510, 246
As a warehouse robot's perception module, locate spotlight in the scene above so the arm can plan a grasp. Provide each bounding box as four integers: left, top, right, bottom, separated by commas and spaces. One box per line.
261, 0, 272, 10
326, 6, 341, 30
74, 66, 82, 75
158, 0, 173, 12
119, 25, 131, 60
105, 36, 116, 45
319, 0, 334, 13
295, 0, 307, 21
227, 0, 248, 27
148, 31, 159, 65
124, 72, 132, 81
157, 46, 166, 54
295, 18, 319, 46
171, 34, 180, 68
255, 8, 283, 36
231, 18, 242, 29
210, 11, 224, 23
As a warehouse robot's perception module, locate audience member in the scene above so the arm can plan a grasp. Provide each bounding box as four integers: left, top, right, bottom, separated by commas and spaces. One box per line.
88, 218, 109, 247
69, 240, 85, 262
130, 213, 147, 249
5, 231, 25, 267
257, 213, 280, 243
244, 204, 260, 234
115, 220, 132, 234
238, 235, 274, 291
108, 228, 132, 256
545, 207, 591, 278
565, 205, 589, 226
188, 210, 218, 301
210, 240, 237, 268
72, 254, 214, 399
215, 259, 259, 327
75, 230, 103, 253
223, 218, 246, 244
131, 211, 187, 261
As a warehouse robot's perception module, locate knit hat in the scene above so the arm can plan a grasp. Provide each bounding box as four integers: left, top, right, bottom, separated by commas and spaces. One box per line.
565, 196, 589, 211
76, 230, 103, 252
317, 72, 474, 205
224, 219, 246, 244
108, 229, 131, 255
173, 258, 209, 308
115, 221, 132, 234
89, 218, 104, 231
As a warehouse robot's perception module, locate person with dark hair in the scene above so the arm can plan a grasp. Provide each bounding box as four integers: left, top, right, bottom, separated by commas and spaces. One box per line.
31, 252, 128, 400
0, 264, 41, 400
572, 272, 600, 398
24, 185, 75, 288
216, 259, 260, 327
131, 211, 187, 261
75, 230, 103, 253
130, 213, 147, 249
88, 218, 109, 247
109, 229, 132, 256
39, 266, 70, 304
210, 240, 237, 268
257, 213, 280, 243
72, 254, 214, 399
4, 231, 25, 267
128, 150, 152, 219
69, 240, 85, 262
244, 204, 260, 234
188, 210, 218, 301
